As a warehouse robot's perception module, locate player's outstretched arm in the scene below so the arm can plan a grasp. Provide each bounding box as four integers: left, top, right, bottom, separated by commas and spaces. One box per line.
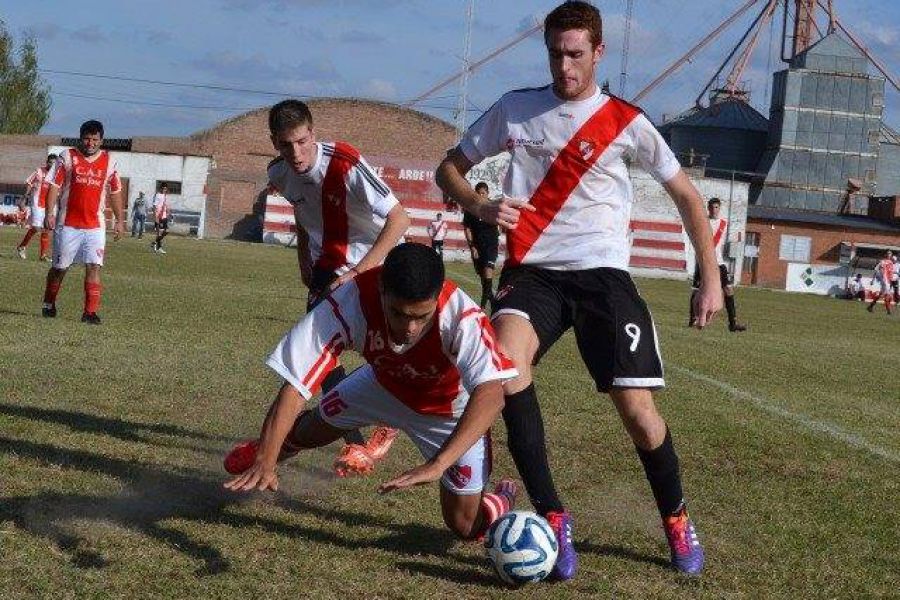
224, 382, 305, 492
379, 380, 505, 493
664, 171, 724, 328
436, 149, 533, 230
333, 204, 410, 290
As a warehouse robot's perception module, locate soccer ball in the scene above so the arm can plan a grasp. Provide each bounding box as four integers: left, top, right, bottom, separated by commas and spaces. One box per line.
484, 510, 558, 585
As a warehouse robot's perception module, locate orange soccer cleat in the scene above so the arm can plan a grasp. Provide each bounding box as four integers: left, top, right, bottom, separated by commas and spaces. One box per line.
332, 426, 398, 477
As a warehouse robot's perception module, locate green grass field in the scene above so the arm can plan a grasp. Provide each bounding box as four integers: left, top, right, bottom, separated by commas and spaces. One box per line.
1, 227, 898, 599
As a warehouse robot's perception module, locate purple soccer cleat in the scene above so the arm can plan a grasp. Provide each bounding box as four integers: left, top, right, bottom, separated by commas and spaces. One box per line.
663, 505, 705, 575
546, 510, 578, 581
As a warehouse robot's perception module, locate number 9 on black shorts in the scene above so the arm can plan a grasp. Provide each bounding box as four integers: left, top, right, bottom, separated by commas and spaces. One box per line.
492, 265, 664, 392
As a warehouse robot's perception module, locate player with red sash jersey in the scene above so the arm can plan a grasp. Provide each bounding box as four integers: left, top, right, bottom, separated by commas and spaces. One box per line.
16, 154, 57, 262
690, 197, 747, 331
267, 100, 411, 477
41, 120, 124, 324
224, 243, 520, 539
436, 2, 721, 578
867, 250, 895, 314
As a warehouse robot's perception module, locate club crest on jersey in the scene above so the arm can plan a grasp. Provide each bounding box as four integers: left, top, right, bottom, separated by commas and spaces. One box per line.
579, 139, 596, 161
325, 193, 343, 207
445, 464, 472, 488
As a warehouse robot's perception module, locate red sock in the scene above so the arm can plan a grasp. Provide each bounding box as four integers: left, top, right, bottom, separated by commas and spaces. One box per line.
43, 280, 61, 305
19, 227, 37, 248
480, 491, 513, 534
39, 231, 51, 258
84, 281, 102, 315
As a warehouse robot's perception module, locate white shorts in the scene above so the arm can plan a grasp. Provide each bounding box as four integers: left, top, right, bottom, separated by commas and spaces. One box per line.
318, 365, 490, 495
30, 206, 45, 228
53, 225, 106, 269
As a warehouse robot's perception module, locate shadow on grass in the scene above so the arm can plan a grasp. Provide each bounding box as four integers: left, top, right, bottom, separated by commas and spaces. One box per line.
575, 540, 670, 569
0, 427, 479, 580
0, 308, 38, 317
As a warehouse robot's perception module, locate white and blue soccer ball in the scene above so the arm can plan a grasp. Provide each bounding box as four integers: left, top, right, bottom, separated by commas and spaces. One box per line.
484, 510, 558, 585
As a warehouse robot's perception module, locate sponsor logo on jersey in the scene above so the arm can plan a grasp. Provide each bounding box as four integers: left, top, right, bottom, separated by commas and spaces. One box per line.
494, 284, 513, 303
505, 137, 545, 149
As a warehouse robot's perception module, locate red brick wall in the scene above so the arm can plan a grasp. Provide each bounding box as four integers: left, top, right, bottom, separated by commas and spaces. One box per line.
188, 99, 457, 239
745, 219, 900, 288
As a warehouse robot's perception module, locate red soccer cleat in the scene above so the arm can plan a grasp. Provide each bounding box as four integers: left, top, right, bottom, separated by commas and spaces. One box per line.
224, 439, 259, 475
333, 443, 375, 478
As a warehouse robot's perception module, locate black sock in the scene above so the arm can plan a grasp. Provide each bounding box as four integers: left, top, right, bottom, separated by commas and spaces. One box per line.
320, 365, 365, 445
724, 294, 738, 326
635, 427, 684, 517
502, 384, 564, 515
155, 236, 163, 249
480, 277, 493, 308
688, 290, 697, 325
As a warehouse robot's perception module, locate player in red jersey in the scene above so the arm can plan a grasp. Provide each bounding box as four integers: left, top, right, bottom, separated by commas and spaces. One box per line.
225, 243, 519, 539
867, 250, 895, 314
41, 120, 124, 324
16, 154, 57, 262
437, 1, 720, 578
267, 100, 411, 476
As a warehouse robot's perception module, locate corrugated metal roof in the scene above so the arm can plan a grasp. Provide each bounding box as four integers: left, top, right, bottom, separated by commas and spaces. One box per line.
880, 125, 900, 146
748, 204, 900, 232
659, 97, 769, 132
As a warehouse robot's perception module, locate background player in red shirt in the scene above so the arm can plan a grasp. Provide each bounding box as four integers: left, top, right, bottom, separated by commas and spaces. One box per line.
16, 154, 56, 261
42, 120, 124, 324
867, 250, 895, 314
225, 243, 519, 539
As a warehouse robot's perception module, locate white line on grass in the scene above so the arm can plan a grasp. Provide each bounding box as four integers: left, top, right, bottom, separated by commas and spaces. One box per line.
670, 365, 900, 464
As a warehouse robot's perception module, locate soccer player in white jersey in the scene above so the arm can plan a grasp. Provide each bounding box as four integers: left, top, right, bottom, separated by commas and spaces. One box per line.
266, 99, 411, 477
150, 183, 170, 254
689, 198, 747, 331
436, 1, 722, 578
16, 154, 57, 262
42, 120, 124, 325
224, 243, 519, 539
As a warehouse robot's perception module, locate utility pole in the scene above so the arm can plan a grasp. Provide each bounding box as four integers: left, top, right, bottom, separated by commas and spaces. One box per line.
456, 0, 475, 141
619, 0, 634, 96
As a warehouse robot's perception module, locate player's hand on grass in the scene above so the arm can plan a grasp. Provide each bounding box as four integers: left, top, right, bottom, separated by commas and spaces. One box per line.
478, 196, 535, 230
692, 283, 724, 329
378, 461, 445, 494
224, 461, 280, 492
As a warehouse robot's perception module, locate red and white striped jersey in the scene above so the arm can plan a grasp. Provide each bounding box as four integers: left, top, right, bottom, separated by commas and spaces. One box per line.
25, 166, 52, 209
153, 192, 169, 220
49, 148, 122, 230
266, 268, 517, 418
876, 259, 895, 284
709, 217, 728, 266
459, 85, 682, 271
428, 218, 448, 241
268, 141, 400, 275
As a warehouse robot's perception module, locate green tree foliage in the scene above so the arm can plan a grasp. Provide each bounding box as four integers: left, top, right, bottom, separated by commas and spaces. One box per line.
0, 20, 51, 134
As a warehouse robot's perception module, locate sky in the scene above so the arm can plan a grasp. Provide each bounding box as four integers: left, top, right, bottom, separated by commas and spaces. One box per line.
3, 0, 899, 138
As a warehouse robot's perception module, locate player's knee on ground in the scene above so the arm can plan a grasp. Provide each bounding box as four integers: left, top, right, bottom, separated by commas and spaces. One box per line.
440, 487, 483, 540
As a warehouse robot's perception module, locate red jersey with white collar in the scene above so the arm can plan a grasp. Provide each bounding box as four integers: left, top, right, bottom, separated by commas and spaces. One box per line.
25, 166, 52, 209
266, 268, 517, 417
459, 85, 681, 271
50, 148, 122, 229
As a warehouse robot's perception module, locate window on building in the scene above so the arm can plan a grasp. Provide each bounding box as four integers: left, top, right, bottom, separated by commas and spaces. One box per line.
155, 180, 182, 194
779, 234, 811, 262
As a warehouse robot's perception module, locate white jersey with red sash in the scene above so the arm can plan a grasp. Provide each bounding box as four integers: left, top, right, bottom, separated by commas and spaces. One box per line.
268, 142, 399, 275
709, 217, 728, 266
428, 219, 448, 242
266, 268, 517, 418
25, 166, 52, 210
50, 148, 122, 230
458, 85, 681, 271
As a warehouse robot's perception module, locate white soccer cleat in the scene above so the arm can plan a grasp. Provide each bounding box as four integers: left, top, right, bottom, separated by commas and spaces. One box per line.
16, 246, 26, 260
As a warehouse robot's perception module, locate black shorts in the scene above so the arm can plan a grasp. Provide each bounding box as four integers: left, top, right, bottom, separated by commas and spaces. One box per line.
692, 264, 732, 289
157, 218, 169, 230
493, 265, 664, 392
474, 242, 498, 273
307, 267, 339, 312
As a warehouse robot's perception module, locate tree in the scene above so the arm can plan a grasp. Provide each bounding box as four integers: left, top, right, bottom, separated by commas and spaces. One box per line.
0, 20, 51, 134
